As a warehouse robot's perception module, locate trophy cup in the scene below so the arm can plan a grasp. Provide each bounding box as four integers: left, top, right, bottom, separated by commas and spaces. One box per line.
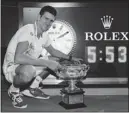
56, 63, 90, 109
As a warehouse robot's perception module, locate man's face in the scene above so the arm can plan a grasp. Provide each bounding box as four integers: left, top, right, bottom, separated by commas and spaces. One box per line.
39, 11, 55, 32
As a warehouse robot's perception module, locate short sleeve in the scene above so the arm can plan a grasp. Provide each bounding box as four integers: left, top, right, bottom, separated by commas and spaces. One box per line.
16, 25, 31, 43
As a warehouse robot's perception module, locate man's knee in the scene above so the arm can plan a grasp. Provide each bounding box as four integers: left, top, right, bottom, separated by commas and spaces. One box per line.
15, 65, 36, 83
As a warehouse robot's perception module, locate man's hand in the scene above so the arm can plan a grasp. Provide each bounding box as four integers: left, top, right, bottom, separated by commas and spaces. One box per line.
71, 57, 83, 64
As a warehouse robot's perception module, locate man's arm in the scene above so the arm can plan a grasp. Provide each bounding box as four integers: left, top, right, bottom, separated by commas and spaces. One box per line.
45, 45, 69, 60
14, 41, 60, 71
45, 45, 83, 63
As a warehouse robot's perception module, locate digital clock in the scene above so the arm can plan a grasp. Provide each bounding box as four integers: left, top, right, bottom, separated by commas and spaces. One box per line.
85, 46, 127, 63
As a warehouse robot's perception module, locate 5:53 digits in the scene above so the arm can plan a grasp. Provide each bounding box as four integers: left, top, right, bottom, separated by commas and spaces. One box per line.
85, 46, 127, 63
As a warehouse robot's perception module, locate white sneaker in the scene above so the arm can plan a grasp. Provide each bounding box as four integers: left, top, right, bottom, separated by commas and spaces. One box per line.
8, 86, 27, 109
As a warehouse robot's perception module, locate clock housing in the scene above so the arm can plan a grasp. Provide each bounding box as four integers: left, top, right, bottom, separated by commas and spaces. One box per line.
42, 20, 77, 56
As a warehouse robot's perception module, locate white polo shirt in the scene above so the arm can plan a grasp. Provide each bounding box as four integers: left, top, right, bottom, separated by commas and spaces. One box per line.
3, 24, 52, 76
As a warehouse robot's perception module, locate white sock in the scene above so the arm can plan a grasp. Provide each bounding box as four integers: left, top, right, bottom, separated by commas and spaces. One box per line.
9, 84, 20, 93
30, 76, 42, 88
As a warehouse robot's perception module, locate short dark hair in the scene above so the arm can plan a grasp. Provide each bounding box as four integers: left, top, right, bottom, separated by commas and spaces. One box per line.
39, 5, 57, 17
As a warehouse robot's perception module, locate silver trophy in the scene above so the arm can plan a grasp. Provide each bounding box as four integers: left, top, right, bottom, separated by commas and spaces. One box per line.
57, 64, 90, 109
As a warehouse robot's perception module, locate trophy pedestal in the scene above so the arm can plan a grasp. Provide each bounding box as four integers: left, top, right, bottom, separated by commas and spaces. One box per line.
57, 63, 90, 109
59, 88, 86, 109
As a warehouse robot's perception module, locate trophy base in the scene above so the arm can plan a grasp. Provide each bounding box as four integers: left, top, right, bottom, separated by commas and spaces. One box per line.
59, 101, 86, 109
59, 89, 86, 109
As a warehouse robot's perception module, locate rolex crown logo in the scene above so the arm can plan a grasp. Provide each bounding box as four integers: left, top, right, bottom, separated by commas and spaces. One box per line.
101, 15, 114, 29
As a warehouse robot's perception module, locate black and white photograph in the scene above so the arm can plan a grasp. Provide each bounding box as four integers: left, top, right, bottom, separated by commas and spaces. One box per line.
1, 1, 128, 112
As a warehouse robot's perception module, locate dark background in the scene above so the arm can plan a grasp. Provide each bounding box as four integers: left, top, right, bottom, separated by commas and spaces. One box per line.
2, 2, 128, 78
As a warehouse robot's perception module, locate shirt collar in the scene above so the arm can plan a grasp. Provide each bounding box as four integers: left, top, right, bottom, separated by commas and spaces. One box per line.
34, 22, 43, 38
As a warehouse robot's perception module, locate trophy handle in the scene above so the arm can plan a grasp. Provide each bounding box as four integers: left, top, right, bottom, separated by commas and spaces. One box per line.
80, 64, 90, 80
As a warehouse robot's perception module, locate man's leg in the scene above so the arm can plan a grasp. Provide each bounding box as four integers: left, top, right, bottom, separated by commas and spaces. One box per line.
29, 68, 50, 89
14, 65, 36, 87
22, 67, 60, 99
8, 65, 36, 109
39, 68, 59, 80
39, 56, 60, 80
22, 67, 52, 99
37, 68, 60, 88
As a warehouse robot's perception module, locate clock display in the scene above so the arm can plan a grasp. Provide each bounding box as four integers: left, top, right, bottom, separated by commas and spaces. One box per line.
85, 46, 127, 63
42, 20, 77, 56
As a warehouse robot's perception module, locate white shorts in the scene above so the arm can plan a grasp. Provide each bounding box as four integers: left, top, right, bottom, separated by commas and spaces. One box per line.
3, 64, 46, 83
